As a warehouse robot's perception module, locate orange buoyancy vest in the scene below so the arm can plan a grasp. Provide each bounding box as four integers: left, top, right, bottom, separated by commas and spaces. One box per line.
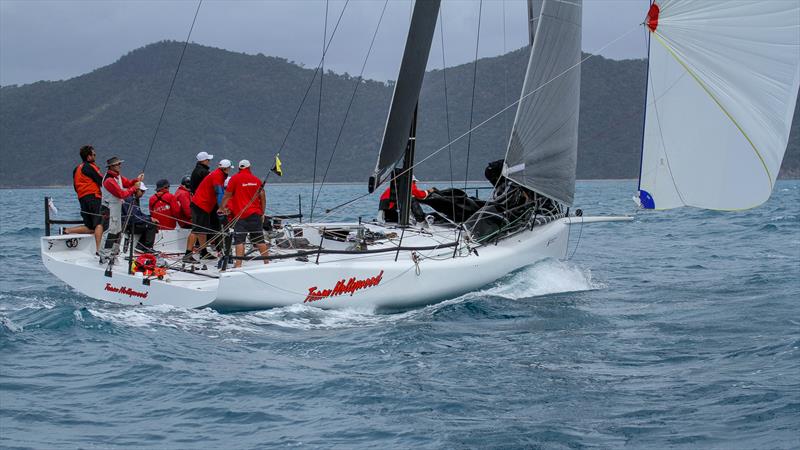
73, 162, 103, 199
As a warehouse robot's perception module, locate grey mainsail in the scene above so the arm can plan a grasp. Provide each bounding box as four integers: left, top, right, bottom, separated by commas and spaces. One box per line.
503, 0, 582, 206
372, 0, 441, 185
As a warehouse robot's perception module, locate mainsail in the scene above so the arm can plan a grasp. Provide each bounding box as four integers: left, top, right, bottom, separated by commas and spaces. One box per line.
503, 0, 582, 206
372, 0, 441, 186
638, 0, 800, 210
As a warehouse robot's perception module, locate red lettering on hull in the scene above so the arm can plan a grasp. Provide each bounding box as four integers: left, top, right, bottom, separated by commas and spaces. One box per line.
104, 283, 149, 299
304, 270, 384, 303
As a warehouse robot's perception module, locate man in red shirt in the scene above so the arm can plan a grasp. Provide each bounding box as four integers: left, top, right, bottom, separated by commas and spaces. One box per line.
64, 145, 104, 251
379, 175, 431, 223
149, 179, 180, 230
99, 156, 143, 262
184, 160, 231, 261
174, 175, 193, 229
220, 159, 268, 268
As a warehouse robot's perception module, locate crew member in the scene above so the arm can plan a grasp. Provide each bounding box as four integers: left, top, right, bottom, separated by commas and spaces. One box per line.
123, 183, 158, 252
190, 151, 213, 194
379, 175, 431, 223
64, 145, 104, 251
174, 175, 193, 229
184, 159, 230, 262
220, 159, 268, 268
149, 179, 180, 230
99, 157, 142, 263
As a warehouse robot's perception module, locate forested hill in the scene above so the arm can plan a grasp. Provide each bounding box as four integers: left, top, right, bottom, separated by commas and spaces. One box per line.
1, 40, 798, 187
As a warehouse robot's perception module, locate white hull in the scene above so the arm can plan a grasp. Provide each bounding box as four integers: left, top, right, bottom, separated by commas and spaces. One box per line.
41, 219, 573, 311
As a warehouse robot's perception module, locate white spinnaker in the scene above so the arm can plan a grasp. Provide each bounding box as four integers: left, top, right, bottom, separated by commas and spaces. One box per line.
638, 0, 800, 210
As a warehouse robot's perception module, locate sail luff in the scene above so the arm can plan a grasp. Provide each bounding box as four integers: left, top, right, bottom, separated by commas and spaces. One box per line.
371, 0, 441, 186
527, 0, 544, 45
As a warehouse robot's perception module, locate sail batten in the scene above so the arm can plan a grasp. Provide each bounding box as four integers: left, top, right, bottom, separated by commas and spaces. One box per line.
638, 0, 800, 210
503, 0, 582, 206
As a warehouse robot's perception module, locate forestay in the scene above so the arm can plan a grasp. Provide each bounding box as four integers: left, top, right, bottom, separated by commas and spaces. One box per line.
638, 0, 800, 210
503, 0, 582, 206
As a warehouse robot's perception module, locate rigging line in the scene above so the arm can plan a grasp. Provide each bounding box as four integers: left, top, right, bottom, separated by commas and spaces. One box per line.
324, 23, 641, 216
462, 0, 483, 213
273, 0, 350, 159
636, 13, 652, 192
438, 5, 457, 225
311, 0, 329, 223
142, 0, 203, 173
223, 1, 350, 232
502, 0, 508, 132
463, 2, 484, 183
310, 0, 390, 217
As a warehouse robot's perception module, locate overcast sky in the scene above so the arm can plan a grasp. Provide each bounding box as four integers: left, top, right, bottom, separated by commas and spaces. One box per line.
0, 0, 650, 87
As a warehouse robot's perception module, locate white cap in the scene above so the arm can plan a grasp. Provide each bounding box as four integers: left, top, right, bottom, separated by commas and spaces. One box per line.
218, 159, 232, 169
239, 159, 251, 169
138, 183, 148, 191
412, 175, 419, 182
196, 151, 214, 161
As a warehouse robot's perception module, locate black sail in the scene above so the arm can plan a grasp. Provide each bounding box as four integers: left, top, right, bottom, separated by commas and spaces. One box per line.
372, 0, 441, 185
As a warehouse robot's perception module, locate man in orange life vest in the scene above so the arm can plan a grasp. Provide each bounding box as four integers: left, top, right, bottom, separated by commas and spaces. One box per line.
220, 159, 268, 268
149, 179, 181, 230
184, 159, 231, 262
65, 145, 104, 250
379, 175, 432, 223
174, 175, 193, 229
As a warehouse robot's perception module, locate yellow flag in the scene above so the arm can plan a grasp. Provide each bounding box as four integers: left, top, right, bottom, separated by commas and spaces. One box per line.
271, 154, 283, 177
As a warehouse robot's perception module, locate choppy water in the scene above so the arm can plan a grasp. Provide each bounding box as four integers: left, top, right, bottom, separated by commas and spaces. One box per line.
1, 181, 798, 449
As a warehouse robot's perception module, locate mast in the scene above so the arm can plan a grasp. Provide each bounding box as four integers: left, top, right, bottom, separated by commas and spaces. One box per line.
397, 104, 419, 227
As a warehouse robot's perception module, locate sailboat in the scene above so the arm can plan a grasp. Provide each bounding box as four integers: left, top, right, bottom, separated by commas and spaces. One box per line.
40, 0, 800, 310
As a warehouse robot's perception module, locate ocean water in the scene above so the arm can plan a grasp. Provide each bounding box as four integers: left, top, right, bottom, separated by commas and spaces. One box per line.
1, 181, 798, 449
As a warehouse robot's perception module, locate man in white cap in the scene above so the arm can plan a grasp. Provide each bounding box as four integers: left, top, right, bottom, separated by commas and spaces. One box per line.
122, 183, 158, 252
190, 151, 214, 194
220, 159, 268, 267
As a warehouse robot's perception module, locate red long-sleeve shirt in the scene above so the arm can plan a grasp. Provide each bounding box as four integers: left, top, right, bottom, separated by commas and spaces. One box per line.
102, 169, 138, 199
174, 185, 192, 228
149, 190, 181, 230
379, 181, 427, 209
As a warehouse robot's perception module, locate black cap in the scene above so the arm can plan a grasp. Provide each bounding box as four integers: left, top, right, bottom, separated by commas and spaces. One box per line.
156, 179, 170, 191
181, 175, 191, 187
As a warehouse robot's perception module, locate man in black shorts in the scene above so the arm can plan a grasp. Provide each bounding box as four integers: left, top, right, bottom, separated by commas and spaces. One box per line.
220, 160, 268, 268
64, 145, 104, 251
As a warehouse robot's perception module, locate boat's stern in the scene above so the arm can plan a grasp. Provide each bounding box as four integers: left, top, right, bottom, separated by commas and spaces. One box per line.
41, 234, 218, 308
